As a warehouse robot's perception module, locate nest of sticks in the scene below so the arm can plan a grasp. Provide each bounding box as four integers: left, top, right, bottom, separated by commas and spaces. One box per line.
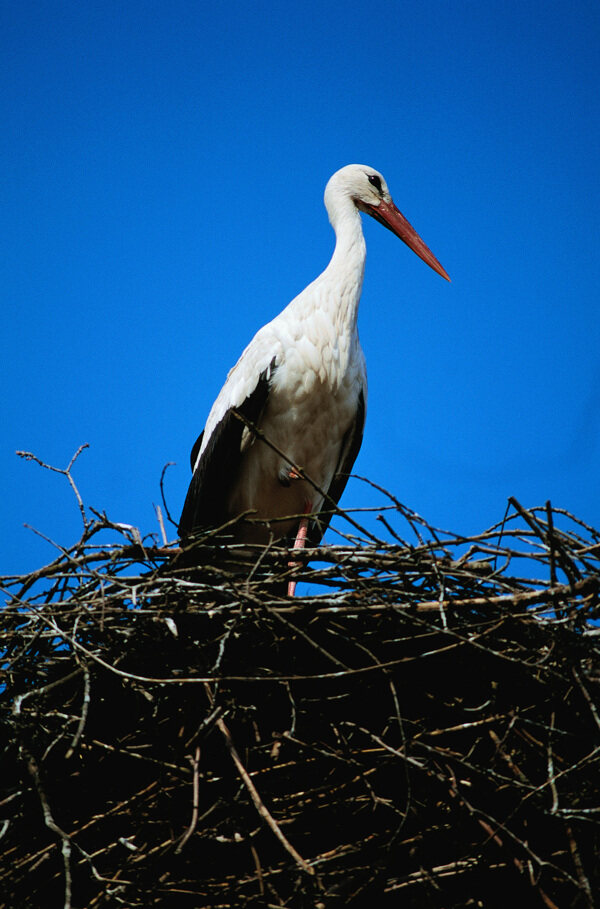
2, 449, 600, 908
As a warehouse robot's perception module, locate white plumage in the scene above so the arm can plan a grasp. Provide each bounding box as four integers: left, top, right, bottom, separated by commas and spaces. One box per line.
179, 164, 449, 588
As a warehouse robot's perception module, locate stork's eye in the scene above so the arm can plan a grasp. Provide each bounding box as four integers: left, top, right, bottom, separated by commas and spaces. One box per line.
367, 174, 383, 193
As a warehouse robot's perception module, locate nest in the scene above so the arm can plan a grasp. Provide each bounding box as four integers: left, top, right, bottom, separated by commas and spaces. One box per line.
2, 449, 600, 908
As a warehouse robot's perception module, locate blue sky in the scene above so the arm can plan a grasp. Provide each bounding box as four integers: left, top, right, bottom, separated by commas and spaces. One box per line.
2, 1, 599, 575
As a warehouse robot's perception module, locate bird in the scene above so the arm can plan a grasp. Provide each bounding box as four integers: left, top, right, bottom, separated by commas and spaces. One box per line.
178, 164, 449, 593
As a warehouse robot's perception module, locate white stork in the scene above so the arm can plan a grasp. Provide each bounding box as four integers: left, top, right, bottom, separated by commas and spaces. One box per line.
179, 164, 449, 592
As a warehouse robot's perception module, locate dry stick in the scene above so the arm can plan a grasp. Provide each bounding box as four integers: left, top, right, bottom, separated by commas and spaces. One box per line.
89, 738, 186, 773
383, 858, 500, 892
509, 496, 582, 586
21, 523, 73, 560
353, 473, 445, 544
564, 822, 595, 909
546, 501, 558, 588
12, 668, 84, 716
66, 665, 91, 759
17, 444, 90, 531
488, 728, 529, 784
242, 530, 279, 587
546, 712, 560, 815
159, 461, 177, 528
154, 504, 168, 546
176, 746, 201, 853
416, 574, 599, 614
184, 705, 224, 750
376, 512, 410, 547
537, 888, 562, 909
26, 754, 72, 909
204, 683, 315, 877
250, 845, 265, 897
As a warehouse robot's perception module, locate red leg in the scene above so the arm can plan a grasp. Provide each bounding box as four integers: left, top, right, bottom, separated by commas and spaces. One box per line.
287, 505, 311, 596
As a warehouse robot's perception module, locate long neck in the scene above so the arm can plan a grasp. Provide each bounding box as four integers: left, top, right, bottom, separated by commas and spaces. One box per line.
319, 200, 366, 334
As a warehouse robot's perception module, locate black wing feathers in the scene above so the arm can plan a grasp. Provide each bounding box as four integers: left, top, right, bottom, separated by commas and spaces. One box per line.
189, 431, 204, 472
308, 388, 365, 545
178, 361, 275, 538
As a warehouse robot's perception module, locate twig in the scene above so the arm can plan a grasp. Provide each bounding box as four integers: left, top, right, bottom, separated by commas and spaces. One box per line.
547, 711, 559, 814
66, 665, 91, 759
175, 747, 201, 852
159, 461, 177, 528
250, 844, 265, 896
205, 683, 315, 876
154, 504, 168, 546
564, 822, 595, 909
17, 444, 90, 530
12, 668, 84, 716
26, 754, 72, 909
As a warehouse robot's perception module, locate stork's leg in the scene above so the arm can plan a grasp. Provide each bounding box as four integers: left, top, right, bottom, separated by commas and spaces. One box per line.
287, 504, 311, 597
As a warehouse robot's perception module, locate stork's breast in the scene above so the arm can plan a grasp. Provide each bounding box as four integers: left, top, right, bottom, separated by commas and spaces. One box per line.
226, 336, 364, 529
266, 345, 362, 478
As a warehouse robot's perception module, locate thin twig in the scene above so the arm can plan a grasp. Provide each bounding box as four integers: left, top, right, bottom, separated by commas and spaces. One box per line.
17, 444, 90, 530
26, 754, 72, 909
176, 747, 201, 852
159, 461, 177, 528
205, 683, 315, 876
65, 665, 91, 759
154, 504, 168, 546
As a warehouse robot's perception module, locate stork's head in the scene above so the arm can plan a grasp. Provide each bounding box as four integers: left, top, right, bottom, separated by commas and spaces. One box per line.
325, 164, 450, 281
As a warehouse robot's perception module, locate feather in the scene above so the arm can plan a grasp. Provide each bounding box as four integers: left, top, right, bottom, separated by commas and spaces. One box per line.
308, 389, 365, 545
178, 360, 275, 537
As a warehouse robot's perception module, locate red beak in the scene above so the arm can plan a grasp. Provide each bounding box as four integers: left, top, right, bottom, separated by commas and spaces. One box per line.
365, 199, 450, 281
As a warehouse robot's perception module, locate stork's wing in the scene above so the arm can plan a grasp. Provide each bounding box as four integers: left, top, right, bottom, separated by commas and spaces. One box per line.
309, 388, 365, 546
189, 430, 204, 472
178, 359, 276, 538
